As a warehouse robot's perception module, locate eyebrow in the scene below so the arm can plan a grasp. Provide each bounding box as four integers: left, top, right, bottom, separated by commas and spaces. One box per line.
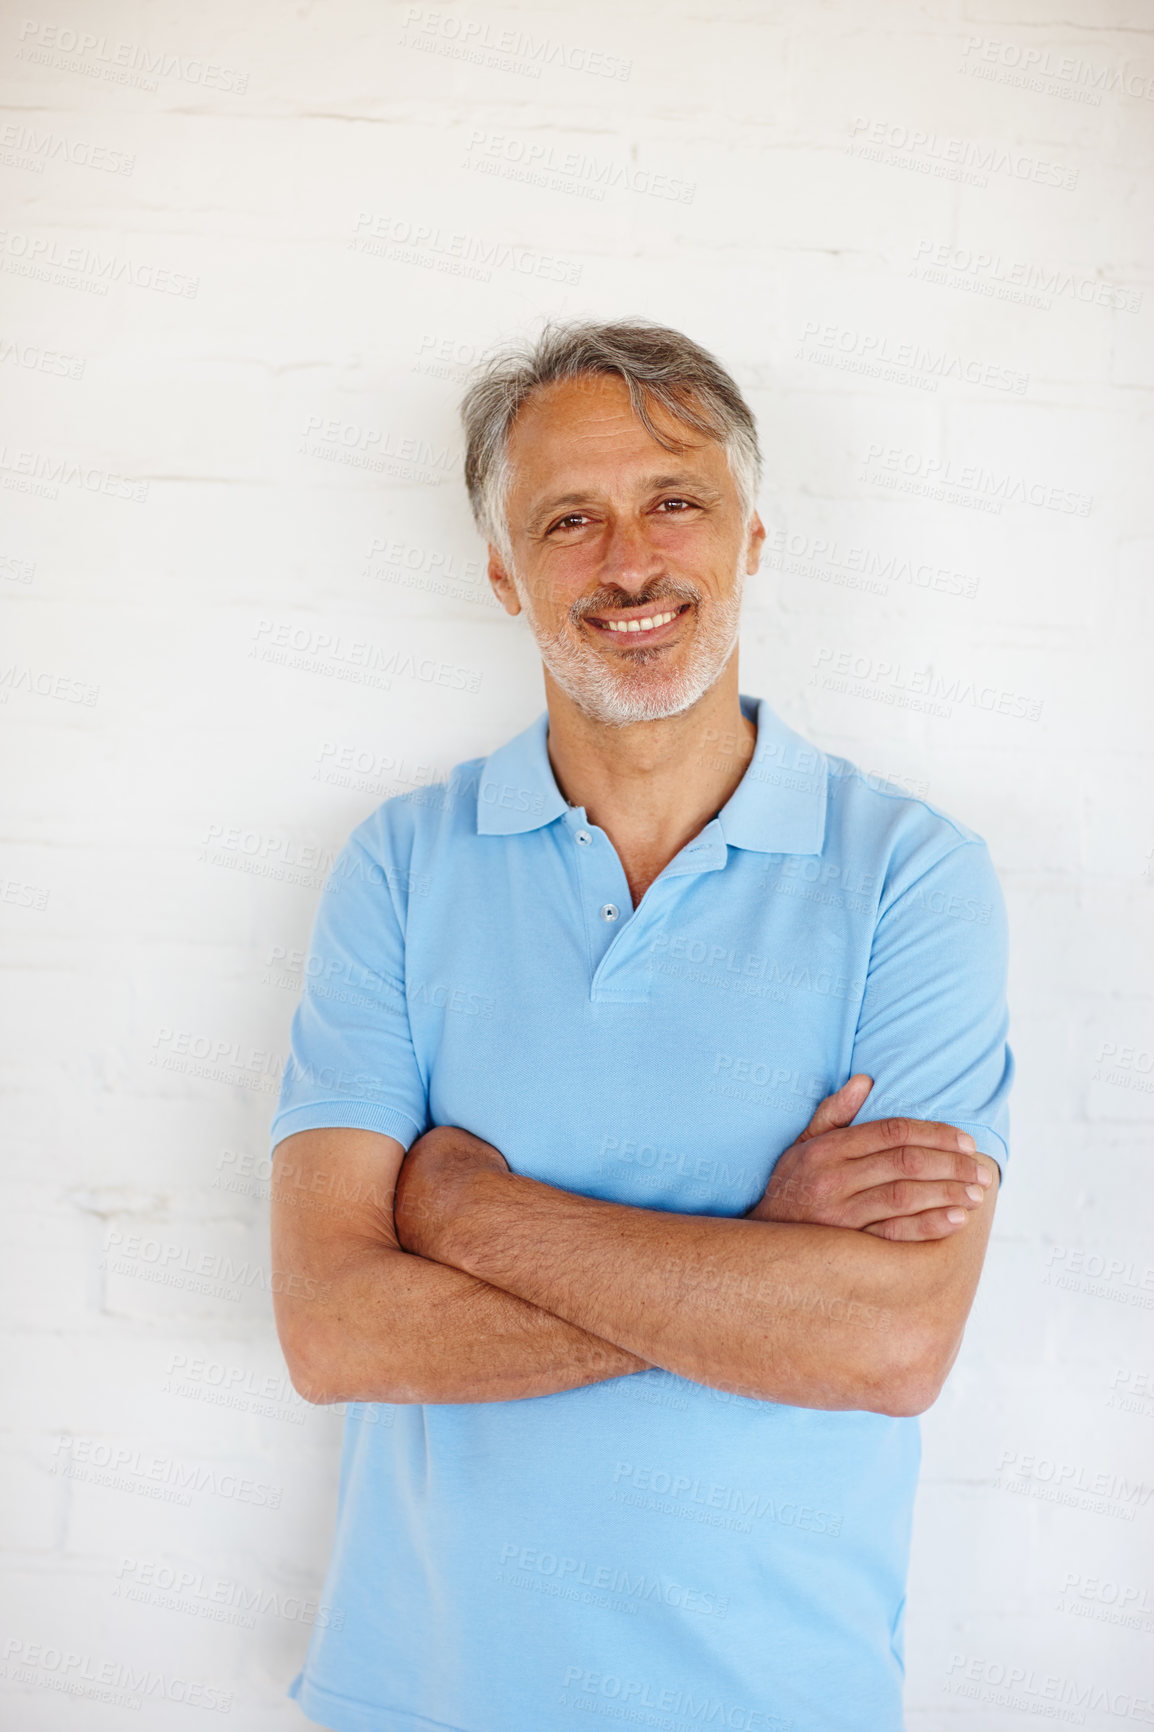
525, 472, 725, 534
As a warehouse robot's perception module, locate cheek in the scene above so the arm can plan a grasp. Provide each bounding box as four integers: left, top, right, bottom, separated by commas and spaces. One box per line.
527, 561, 590, 620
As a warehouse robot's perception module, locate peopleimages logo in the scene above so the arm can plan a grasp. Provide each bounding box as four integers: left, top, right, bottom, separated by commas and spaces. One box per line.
497, 1545, 728, 1620
0, 121, 134, 175
2, 1636, 233, 1713
0, 444, 147, 502
559, 1666, 791, 1731
400, 7, 632, 81
847, 115, 1078, 189
0, 229, 199, 297
611, 1461, 843, 1537
959, 35, 1154, 104
911, 238, 1142, 313
349, 210, 582, 286
944, 1652, 1154, 1722
996, 1447, 1154, 1522
463, 129, 695, 204
15, 19, 248, 92
794, 320, 1027, 395
50, 1435, 283, 1510
113, 1558, 344, 1632
250, 618, 483, 696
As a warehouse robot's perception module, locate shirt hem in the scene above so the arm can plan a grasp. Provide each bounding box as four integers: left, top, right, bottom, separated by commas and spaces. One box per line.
291, 1673, 474, 1732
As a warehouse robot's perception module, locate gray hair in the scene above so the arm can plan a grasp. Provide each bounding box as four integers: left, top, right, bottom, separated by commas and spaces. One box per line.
459, 317, 763, 568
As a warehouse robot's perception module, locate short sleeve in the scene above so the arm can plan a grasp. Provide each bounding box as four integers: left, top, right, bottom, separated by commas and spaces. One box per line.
847, 838, 1014, 1179
268, 832, 429, 1156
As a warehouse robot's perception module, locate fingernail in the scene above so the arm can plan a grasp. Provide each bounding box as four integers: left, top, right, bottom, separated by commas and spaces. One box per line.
957, 1132, 976, 1153
975, 1168, 992, 1187
947, 1208, 967, 1224
966, 1186, 984, 1202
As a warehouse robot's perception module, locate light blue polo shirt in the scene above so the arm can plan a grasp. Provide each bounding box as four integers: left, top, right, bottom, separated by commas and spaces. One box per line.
270, 692, 1012, 1732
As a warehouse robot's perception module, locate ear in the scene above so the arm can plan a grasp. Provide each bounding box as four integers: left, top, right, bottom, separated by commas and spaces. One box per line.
487, 545, 522, 617
745, 512, 766, 575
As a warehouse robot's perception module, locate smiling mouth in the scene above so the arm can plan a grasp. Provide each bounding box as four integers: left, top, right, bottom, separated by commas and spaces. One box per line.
582, 602, 693, 643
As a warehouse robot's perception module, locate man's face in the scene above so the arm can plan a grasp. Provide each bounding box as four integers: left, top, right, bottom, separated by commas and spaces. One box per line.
488, 373, 765, 726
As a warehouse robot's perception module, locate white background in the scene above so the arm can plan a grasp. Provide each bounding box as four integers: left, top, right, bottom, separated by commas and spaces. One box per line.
2, 1, 1153, 1727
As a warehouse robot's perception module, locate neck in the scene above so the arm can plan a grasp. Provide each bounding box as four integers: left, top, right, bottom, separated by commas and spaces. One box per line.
543, 656, 756, 906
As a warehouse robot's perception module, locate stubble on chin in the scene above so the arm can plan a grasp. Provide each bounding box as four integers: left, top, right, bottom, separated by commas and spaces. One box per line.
516, 572, 745, 728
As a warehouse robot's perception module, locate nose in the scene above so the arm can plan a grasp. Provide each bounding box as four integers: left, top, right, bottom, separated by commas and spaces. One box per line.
598, 513, 665, 596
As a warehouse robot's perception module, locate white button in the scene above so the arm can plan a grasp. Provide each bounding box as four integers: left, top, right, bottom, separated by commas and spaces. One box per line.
600, 902, 619, 922
576, 830, 592, 846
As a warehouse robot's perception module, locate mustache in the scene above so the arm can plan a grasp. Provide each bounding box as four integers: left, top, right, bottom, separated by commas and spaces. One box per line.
568, 578, 701, 622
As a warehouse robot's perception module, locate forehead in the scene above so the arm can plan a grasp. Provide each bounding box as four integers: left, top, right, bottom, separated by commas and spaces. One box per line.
504, 372, 729, 496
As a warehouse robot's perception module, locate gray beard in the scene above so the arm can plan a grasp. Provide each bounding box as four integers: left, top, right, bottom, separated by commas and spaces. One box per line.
514, 559, 745, 728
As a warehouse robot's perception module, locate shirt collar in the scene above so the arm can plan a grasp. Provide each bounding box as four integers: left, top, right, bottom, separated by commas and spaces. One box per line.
716, 693, 828, 855
475, 692, 828, 857
475, 709, 568, 836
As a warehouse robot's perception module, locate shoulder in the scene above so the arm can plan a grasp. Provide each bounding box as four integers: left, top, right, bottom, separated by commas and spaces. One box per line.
822, 751, 999, 916
308, 756, 486, 926
344, 753, 487, 866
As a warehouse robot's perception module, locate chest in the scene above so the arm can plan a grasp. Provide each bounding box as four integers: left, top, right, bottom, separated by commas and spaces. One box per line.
403, 830, 875, 1216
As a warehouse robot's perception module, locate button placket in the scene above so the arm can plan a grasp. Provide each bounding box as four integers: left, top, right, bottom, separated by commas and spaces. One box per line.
565, 809, 633, 983
566, 811, 728, 1001
591, 825, 731, 1000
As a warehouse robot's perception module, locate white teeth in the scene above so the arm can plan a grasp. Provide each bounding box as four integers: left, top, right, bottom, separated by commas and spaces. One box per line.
601, 609, 679, 634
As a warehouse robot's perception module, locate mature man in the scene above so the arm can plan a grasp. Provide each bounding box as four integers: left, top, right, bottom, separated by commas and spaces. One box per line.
270, 319, 1012, 1732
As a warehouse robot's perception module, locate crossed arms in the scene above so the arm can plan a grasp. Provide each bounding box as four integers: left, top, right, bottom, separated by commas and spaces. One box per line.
271, 1076, 1000, 1419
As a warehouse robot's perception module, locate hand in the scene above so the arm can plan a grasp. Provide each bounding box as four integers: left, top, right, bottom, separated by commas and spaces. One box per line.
393, 1125, 510, 1260
746, 1075, 996, 1241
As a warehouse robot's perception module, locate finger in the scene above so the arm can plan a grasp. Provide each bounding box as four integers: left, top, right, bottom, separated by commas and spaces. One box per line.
797, 1074, 873, 1143
837, 1146, 995, 1195
804, 1115, 978, 1162
862, 1207, 975, 1242
839, 1178, 987, 1229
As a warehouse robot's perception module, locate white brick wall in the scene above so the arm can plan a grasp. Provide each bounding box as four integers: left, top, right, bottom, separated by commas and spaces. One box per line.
2, 2, 1151, 1726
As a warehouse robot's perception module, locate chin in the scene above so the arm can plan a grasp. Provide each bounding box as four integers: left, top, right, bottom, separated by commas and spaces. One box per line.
561, 665, 723, 728
535, 604, 740, 728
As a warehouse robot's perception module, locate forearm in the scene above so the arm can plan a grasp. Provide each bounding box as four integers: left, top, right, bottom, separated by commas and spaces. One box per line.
270, 1126, 649, 1406
286, 1242, 649, 1406
415, 1170, 968, 1414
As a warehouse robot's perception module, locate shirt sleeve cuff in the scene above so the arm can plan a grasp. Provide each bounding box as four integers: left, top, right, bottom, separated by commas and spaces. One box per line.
853, 1112, 1009, 1184
943, 1121, 1008, 1182
269, 1100, 425, 1156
